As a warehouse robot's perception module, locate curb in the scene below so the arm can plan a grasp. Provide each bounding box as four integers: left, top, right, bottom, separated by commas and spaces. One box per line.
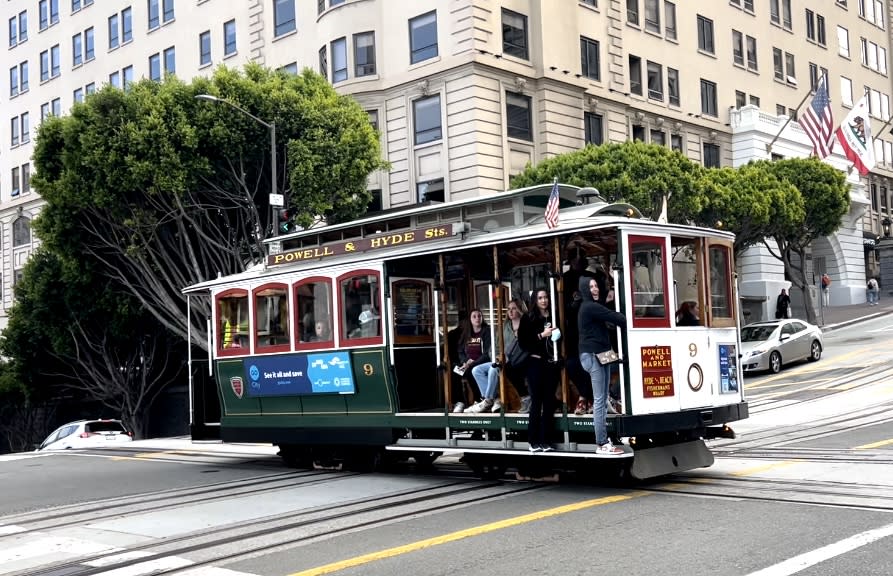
821, 309, 893, 332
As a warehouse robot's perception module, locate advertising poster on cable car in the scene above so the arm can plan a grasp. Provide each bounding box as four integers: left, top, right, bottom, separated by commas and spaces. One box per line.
245, 353, 356, 397
718, 344, 739, 393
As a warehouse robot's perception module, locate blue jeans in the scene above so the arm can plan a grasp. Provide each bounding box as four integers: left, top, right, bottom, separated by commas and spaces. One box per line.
581, 352, 611, 446
868, 289, 879, 304
471, 362, 498, 399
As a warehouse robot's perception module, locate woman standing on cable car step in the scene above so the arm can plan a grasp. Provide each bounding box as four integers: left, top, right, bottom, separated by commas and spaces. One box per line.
518, 288, 561, 452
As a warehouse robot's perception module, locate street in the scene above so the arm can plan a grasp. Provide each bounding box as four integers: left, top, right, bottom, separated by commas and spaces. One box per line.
1, 317, 891, 576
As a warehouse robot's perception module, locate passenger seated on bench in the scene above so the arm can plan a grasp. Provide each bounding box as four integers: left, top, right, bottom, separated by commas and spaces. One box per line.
453, 309, 492, 413
468, 298, 530, 414
308, 319, 331, 342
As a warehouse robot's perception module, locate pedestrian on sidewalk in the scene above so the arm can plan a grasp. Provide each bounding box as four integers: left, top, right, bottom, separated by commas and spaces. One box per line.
775, 289, 791, 319
867, 277, 880, 306
821, 274, 832, 307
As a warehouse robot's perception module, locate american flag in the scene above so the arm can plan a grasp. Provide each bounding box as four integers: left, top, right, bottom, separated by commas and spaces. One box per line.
544, 180, 560, 229
800, 76, 834, 159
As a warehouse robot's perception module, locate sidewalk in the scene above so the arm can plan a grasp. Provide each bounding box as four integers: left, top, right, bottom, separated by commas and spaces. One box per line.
815, 299, 893, 331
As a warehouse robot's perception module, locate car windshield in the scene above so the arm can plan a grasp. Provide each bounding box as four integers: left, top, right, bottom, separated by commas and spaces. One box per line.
741, 325, 777, 342
85, 421, 127, 433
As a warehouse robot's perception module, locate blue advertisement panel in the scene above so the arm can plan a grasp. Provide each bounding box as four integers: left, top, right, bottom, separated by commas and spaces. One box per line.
245, 353, 355, 397
718, 344, 739, 394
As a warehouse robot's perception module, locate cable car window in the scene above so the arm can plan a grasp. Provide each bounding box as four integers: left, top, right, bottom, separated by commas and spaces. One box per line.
629, 236, 669, 327
671, 237, 703, 327
295, 277, 333, 348
254, 283, 289, 351
340, 271, 382, 344
393, 279, 434, 344
217, 289, 249, 355
709, 244, 733, 320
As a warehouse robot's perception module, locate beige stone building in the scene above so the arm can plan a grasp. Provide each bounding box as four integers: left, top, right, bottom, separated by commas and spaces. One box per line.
1, 0, 891, 327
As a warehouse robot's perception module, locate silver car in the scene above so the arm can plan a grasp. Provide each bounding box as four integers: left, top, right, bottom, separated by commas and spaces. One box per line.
36, 419, 133, 451
740, 319, 823, 374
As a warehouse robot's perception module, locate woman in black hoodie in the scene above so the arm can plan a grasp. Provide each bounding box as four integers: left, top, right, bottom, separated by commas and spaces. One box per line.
517, 288, 560, 452
577, 276, 627, 455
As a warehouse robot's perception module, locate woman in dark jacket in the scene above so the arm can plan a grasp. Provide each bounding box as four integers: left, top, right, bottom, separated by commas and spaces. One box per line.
517, 288, 560, 452
578, 276, 627, 455
775, 289, 791, 319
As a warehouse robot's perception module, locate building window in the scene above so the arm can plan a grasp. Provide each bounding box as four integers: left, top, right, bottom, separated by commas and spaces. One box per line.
808, 63, 828, 91
632, 124, 646, 141
581, 0, 597, 6
39, 0, 59, 30
840, 76, 853, 106
697, 16, 714, 54
629, 55, 642, 95
838, 26, 849, 58
11, 117, 20, 146
409, 11, 437, 64
85, 27, 94, 60
109, 15, 119, 48
162, 0, 174, 23
627, 0, 639, 25
200, 31, 211, 66
274, 0, 296, 37
11, 167, 20, 196
279, 62, 298, 75
41, 103, 50, 121
771, 0, 792, 29
506, 91, 532, 141
318, 45, 327, 80
331, 37, 347, 82
703, 143, 720, 168
671, 134, 683, 151
651, 130, 666, 146
164, 46, 175, 74
367, 109, 379, 132
73, 87, 84, 103
12, 218, 30, 246
123, 7, 133, 42
776, 103, 786, 116
9, 67, 18, 97
502, 8, 529, 60
110, 70, 121, 88
736, 90, 747, 109
367, 189, 382, 212
417, 179, 444, 203
644, 0, 660, 33
647, 61, 663, 101
584, 112, 603, 145
700, 78, 718, 117
149, 53, 161, 81
732, 30, 744, 66
85, 82, 94, 94
40, 50, 49, 82
21, 163, 30, 193
667, 67, 680, 106
354, 32, 376, 77
123, 65, 133, 88
413, 94, 442, 145
224, 19, 236, 56
72, 33, 83, 67
749, 94, 760, 107
580, 37, 600, 81
21, 112, 29, 143
19, 61, 28, 92
746, 35, 758, 70
148, 0, 159, 29
9, 11, 28, 47
52, 98, 61, 116
664, 1, 676, 39
785, 52, 796, 81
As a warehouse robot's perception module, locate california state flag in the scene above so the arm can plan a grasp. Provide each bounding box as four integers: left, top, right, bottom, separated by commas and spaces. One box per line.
835, 96, 875, 175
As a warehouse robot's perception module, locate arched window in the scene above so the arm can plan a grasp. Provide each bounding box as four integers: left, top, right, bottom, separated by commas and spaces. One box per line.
338, 269, 382, 347
253, 283, 290, 353
294, 277, 333, 349
216, 288, 249, 356
12, 217, 30, 247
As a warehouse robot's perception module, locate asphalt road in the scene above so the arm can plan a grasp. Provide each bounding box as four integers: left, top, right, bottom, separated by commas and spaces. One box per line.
1, 318, 891, 576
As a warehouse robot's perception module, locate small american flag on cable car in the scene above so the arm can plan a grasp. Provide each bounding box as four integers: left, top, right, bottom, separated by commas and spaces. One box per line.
544, 180, 560, 229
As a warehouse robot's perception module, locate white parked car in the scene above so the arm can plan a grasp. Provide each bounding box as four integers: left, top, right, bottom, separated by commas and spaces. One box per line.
36, 419, 133, 451
740, 319, 823, 374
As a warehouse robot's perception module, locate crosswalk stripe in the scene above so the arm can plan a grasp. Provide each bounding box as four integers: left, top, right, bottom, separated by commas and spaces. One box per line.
177, 567, 264, 576
87, 556, 193, 576
0, 525, 26, 536
84, 551, 156, 567
0, 535, 122, 573
0, 453, 47, 462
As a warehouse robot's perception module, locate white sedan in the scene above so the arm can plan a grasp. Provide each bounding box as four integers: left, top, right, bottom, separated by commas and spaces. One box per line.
36, 419, 133, 451
740, 319, 823, 374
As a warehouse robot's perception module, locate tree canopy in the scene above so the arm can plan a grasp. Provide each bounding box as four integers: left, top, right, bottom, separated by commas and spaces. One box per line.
31, 64, 387, 351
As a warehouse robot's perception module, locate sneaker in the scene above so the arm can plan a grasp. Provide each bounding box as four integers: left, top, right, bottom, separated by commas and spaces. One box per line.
452, 402, 466, 413
519, 396, 531, 414
596, 441, 624, 455
586, 400, 593, 414
540, 444, 554, 452
491, 399, 503, 413
528, 444, 543, 453
574, 398, 587, 416
464, 399, 493, 413
606, 398, 618, 415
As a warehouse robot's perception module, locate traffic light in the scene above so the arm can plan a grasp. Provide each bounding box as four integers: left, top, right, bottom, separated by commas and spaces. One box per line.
277, 209, 295, 234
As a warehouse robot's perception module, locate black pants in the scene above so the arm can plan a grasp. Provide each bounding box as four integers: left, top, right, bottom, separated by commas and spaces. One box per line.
526, 357, 559, 445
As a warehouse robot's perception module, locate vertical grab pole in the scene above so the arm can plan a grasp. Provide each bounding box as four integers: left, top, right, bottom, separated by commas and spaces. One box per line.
492, 246, 508, 445
438, 255, 453, 443
552, 236, 569, 446
206, 317, 213, 377
187, 295, 194, 430
612, 267, 628, 415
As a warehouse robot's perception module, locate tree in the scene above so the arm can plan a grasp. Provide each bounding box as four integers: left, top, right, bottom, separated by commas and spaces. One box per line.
697, 164, 803, 258
509, 141, 706, 222
0, 249, 179, 438
31, 65, 386, 352
755, 158, 850, 323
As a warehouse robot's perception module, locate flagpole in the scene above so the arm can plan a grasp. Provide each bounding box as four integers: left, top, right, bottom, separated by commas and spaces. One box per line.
877, 115, 893, 138
765, 87, 814, 154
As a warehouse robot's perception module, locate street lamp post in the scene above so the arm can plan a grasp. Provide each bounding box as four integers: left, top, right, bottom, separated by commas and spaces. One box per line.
195, 94, 280, 238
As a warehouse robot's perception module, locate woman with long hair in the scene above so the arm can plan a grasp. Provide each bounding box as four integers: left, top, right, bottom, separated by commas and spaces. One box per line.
676, 301, 699, 326
517, 288, 560, 452
453, 309, 492, 413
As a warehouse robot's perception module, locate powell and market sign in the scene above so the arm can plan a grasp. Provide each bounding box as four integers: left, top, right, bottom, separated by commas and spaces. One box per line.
267, 223, 457, 266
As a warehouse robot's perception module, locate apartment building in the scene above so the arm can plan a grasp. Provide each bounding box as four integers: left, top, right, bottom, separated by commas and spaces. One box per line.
1, 0, 891, 327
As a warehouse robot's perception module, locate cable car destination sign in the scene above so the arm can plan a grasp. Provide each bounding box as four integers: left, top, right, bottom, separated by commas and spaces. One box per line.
267, 223, 456, 266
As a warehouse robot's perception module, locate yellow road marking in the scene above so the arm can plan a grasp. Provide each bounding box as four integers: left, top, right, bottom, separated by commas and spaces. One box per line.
730, 460, 801, 477
288, 492, 647, 576
111, 450, 184, 461
855, 438, 893, 450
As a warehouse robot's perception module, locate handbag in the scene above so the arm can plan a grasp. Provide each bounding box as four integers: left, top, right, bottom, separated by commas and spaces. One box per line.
785, 307, 792, 319
506, 339, 530, 367
596, 349, 619, 365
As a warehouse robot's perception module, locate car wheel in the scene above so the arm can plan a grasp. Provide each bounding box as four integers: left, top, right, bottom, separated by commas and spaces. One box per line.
809, 340, 822, 362
769, 351, 782, 374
